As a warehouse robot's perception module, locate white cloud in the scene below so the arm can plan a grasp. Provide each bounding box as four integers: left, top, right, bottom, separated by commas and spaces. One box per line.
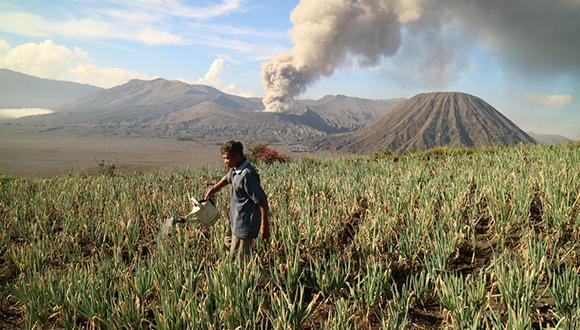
0, 40, 82, 79
0, 2, 286, 62
97, 9, 161, 24
70, 64, 154, 88
198, 58, 226, 86
0, 40, 153, 88
0, 10, 182, 45
104, 0, 243, 20
522, 93, 573, 107
178, 57, 259, 97
188, 22, 288, 39
0, 108, 53, 119
0, 1, 245, 46
136, 27, 183, 45
0, 39, 9, 50
192, 35, 269, 53
188, 35, 285, 62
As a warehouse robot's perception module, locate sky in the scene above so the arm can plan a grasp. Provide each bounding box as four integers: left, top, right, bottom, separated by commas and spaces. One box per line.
0, 0, 578, 138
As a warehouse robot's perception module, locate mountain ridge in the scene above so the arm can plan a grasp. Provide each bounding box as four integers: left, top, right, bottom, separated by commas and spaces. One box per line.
528, 132, 574, 145
21, 78, 401, 144
0, 69, 102, 109
6, 72, 536, 152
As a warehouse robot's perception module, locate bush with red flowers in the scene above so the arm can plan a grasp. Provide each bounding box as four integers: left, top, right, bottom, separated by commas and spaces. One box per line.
248, 143, 291, 164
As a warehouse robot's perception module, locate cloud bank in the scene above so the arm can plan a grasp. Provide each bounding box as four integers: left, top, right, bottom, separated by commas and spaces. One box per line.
0, 39, 153, 88
522, 93, 573, 108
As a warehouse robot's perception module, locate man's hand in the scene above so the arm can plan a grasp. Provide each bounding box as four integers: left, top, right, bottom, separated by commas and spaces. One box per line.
260, 222, 270, 241
205, 187, 216, 200
259, 198, 270, 241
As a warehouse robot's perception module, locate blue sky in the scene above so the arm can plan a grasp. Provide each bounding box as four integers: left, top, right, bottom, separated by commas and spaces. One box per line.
0, 0, 578, 138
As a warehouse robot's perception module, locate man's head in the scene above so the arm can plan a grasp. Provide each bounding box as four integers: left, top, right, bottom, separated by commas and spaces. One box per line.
221, 140, 245, 168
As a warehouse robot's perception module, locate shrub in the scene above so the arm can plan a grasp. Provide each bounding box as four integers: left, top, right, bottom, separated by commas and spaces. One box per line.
247, 143, 290, 165
0, 174, 16, 182
96, 159, 116, 176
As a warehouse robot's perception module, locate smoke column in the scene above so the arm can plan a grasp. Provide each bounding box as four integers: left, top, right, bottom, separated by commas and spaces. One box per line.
261, 0, 424, 112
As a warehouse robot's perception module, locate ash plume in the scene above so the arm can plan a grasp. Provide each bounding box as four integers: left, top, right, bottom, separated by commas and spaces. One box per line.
261, 0, 424, 112
440, 0, 580, 78
261, 0, 580, 112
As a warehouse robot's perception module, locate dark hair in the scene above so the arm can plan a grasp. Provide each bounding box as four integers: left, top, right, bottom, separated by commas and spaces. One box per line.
220, 140, 244, 156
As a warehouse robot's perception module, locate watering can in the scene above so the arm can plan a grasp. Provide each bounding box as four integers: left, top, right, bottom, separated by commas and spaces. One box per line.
159, 195, 220, 238
180, 194, 219, 227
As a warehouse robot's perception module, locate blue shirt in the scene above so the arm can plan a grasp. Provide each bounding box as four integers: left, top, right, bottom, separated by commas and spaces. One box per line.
227, 160, 266, 238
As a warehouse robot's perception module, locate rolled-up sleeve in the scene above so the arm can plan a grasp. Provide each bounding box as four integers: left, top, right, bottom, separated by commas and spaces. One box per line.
242, 172, 266, 205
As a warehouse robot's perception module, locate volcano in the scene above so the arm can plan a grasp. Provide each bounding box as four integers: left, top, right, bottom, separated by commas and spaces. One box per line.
313, 92, 536, 153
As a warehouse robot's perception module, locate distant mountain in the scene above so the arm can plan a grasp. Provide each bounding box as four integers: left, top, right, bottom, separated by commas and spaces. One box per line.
152, 102, 341, 142
54, 78, 260, 123
0, 69, 102, 109
313, 92, 536, 153
25, 78, 401, 143
295, 95, 404, 131
528, 132, 573, 145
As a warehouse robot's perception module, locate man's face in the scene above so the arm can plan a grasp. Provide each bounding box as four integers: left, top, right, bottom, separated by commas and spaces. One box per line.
222, 152, 242, 168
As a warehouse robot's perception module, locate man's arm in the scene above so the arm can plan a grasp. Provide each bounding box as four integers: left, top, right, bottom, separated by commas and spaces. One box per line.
205, 174, 229, 200
259, 197, 269, 241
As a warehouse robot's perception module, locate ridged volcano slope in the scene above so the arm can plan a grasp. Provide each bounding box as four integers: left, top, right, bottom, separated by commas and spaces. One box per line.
313, 92, 535, 152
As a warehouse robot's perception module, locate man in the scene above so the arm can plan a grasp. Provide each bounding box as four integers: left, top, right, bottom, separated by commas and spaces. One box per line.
205, 141, 269, 261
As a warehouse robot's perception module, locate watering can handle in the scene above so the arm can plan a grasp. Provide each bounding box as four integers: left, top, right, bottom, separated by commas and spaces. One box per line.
190, 197, 202, 207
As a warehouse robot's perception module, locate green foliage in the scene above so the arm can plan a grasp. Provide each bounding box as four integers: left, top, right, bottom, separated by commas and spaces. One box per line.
1, 144, 578, 328
549, 264, 580, 328
0, 174, 17, 182
380, 283, 411, 329
437, 273, 487, 329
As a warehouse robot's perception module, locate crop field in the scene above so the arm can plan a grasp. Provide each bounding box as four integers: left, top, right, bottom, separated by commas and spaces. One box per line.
1, 144, 579, 329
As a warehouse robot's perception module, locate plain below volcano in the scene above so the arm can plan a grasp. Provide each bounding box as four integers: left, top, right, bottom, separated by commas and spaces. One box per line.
312, 92, 536, 153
